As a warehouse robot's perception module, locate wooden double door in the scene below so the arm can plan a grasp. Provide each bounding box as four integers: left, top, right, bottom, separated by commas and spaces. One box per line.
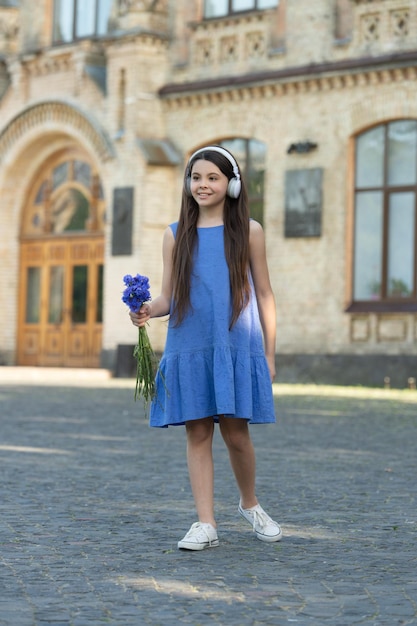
18, 237, 104, 368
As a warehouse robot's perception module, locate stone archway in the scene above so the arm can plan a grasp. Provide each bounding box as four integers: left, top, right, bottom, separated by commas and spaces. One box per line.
0, 100, 114, 367
0, 100, 115, 165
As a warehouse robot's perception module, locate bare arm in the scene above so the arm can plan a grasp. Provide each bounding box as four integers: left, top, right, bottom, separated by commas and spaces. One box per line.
249, 220, 276, 381
129, 226, 174, 327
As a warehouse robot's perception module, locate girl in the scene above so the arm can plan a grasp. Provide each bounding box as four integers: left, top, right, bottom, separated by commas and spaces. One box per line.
130, 145, 282, 550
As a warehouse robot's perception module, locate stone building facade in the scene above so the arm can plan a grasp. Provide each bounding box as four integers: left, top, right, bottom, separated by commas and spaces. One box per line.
0, 0, 417, 386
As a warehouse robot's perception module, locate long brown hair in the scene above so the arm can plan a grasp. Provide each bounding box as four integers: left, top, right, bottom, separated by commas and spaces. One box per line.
171, 148, 251, 328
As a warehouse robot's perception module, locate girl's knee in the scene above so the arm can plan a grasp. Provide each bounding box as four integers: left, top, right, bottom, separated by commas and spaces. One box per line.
186, 417, 214, 444
219, 418, 251, 450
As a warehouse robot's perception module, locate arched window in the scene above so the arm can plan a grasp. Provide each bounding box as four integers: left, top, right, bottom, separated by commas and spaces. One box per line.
219, 138, 266, 225
23, 157, 105, 237
351, 120, 417, 309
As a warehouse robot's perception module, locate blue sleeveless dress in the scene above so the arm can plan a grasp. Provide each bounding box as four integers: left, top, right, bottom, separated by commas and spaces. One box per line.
149, 222, 276, 428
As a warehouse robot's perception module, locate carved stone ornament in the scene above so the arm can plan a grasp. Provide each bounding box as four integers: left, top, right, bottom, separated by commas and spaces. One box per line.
0, 14, 19, 52
391, 9, 410, 38
360, 13, 380, 42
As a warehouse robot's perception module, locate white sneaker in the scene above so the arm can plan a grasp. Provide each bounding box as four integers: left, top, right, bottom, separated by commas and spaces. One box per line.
238, 502, 282, 543
178, 522, 219, 550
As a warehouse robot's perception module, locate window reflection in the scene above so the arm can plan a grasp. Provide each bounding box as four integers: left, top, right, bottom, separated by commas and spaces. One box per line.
76, 0, 95, 38
52, 162, 69, 190
233, 0, 254, 10
205, 0, 228, 17
35, 181, 47, 205
355, 126, 384, 189
73, 160, 91, 189
387, 120, 417, 186
26, 268, 41, 323
97, 0, 114, 35
72, 266, 88, 323
48, 266, 64, 324
96, 264, 104, 323
53, 0, 74, 43
387, 193, 415, 297
51, 188, 89, 233
248, 139, 266, 198
353, 192, 383, 300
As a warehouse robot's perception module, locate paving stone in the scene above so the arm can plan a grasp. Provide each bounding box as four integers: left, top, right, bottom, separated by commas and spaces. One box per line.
0, 374, 416, 625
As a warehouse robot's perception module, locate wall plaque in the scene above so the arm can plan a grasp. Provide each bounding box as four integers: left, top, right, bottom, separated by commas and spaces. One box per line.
284, 168, 323, 238
111, 187, 134, 255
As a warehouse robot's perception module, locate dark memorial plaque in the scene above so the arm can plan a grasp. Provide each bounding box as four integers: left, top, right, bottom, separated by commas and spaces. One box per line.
111, 187, 134, 256
284, 168, 323, 238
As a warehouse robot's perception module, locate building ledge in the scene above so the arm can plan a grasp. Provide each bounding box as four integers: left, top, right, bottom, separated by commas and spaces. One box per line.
159, 49, 417, 97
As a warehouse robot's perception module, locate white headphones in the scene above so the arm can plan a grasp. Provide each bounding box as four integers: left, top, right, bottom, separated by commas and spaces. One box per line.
184, 146, 242, 199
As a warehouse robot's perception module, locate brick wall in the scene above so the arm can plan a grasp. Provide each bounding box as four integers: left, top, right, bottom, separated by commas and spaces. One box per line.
0, 0, 416, 380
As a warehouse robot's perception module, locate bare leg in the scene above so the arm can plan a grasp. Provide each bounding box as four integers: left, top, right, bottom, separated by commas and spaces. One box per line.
218, 417, 258, 509
185, 417, 216, 527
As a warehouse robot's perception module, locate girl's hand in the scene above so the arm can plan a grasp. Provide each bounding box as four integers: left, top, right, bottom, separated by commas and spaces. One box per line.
129, 303, 151, 328
266, 354, 276, 382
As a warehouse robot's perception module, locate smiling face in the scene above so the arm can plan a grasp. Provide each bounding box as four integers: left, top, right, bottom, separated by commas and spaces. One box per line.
190, 159, 229, 214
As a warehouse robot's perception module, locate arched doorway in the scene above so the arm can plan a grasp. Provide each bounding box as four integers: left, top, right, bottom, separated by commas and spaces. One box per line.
18, 149, 105, 367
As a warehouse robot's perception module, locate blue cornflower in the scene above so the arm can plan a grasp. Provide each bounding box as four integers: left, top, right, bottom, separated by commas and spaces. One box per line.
122, 274, 152, 312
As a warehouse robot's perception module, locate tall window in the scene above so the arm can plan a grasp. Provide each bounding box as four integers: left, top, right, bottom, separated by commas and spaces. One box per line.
204, 0, 278, 19
352, 120, 417, 307
53, 0, 113, 43
220, 138, 266, 225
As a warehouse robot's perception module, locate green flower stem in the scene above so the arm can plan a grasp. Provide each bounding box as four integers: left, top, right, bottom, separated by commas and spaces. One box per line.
133, 326, 158, 406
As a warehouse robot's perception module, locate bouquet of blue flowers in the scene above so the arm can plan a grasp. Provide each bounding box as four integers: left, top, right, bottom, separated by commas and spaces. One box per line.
122, 273, 157, 405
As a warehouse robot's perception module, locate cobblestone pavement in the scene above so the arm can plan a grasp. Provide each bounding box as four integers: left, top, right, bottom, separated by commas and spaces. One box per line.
0, 368, 416, 626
